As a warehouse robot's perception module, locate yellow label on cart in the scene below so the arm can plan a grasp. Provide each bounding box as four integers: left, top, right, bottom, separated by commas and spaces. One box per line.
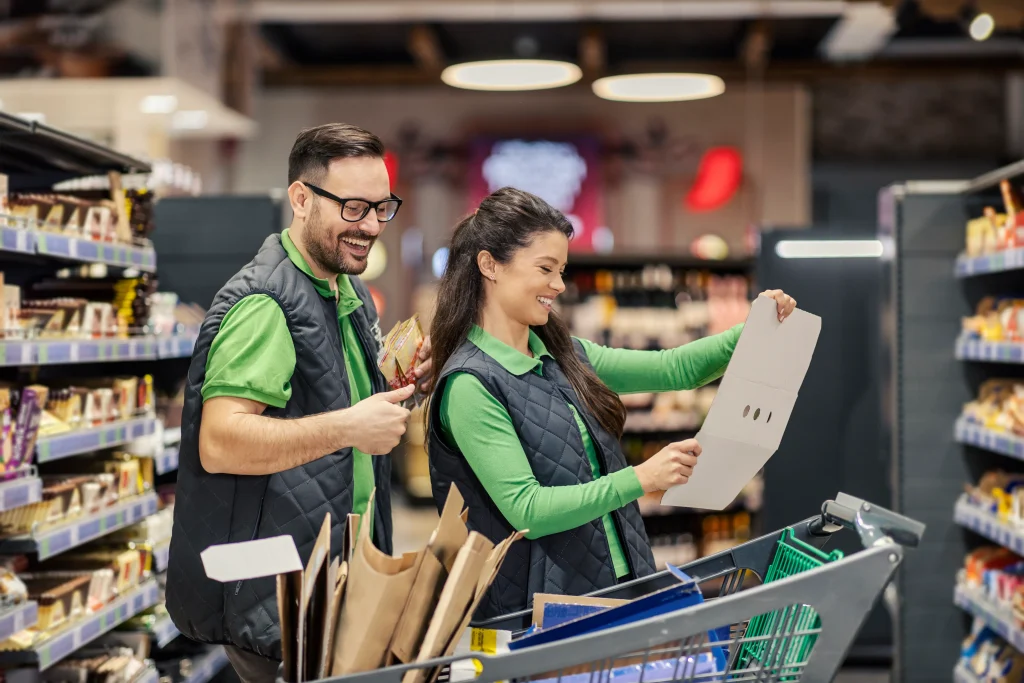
470, 628, 499, 674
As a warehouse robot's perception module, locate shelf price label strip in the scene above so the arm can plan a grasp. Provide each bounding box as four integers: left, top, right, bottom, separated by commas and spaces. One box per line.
955, 497, 1024, 555
956, 248, 1024, 278
36, 418, 157, 464
955, 418, 1024, 462
35, 233, 156, 274
0, 336, 194, 369
0, 476, 42, 512
184, 648, 229, 683
34, 580, 159, 671
956, 339, 1024, 364
151, 617, 181, 649
954, 582, 1024, 652
154, 447, 179, 476
0, 602, 38, 645
153, 542, 170, 573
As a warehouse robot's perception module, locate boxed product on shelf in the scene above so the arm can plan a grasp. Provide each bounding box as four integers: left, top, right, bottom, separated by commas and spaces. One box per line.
961, 297, 1024, 343
960, 617, 1024, 681
40, 548, 146, 600
963, 470, 1024, 524
103, 507, 173, 548
21, 574, 92, 634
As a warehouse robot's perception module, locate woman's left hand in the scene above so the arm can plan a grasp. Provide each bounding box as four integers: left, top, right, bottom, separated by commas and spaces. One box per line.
761, 290, 797, 322
412, 335, 434, 392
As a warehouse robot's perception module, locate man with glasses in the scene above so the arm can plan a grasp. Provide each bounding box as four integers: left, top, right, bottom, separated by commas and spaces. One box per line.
166, 123, 430, 683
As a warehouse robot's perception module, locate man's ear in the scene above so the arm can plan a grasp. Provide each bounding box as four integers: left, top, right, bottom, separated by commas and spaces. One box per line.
287, 181, 312, 220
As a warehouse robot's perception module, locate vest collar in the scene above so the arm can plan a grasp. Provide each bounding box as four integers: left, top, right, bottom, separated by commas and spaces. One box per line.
280, 229, 363, 317
467, 324, 552, 376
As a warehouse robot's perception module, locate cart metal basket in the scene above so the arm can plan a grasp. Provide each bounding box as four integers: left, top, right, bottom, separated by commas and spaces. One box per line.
307, 492, 924, 683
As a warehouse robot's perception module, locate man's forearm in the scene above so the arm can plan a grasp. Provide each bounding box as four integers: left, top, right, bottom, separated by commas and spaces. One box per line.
200, 407, 350, 476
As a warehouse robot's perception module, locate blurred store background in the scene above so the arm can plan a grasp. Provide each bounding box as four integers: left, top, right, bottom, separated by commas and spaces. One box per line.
0, 1, 1020, 682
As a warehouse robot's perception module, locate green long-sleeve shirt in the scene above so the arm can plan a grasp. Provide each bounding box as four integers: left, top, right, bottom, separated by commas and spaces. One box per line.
439, 323, 742, 578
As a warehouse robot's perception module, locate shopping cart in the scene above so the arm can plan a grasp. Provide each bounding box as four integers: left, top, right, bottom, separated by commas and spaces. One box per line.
315, 492, 924, 683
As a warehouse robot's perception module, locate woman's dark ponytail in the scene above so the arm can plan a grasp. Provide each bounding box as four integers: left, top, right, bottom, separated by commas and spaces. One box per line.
427, 188, 626, 438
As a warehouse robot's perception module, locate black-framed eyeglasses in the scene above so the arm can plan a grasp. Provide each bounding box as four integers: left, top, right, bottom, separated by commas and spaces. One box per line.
303, 182, 403, 223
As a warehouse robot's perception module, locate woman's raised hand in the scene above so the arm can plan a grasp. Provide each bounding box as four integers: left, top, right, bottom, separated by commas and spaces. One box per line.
634, 439, 702, 493
761, 289, 797, 322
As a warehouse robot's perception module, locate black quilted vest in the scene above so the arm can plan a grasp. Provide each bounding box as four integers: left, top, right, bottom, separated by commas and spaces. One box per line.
428, 338, 657, 619
166, 233, 392, 660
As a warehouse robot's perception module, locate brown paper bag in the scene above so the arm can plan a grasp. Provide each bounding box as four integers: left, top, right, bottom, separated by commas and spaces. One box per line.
298, 515, 332, 682
278, 571, 302, 683
403, 532, 494, 683
390, 485, 469, 664
332, 491, 420, 676
321, 561, 348, 679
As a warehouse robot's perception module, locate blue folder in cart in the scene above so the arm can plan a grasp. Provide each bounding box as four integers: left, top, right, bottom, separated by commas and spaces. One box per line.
509, 565, 727, 658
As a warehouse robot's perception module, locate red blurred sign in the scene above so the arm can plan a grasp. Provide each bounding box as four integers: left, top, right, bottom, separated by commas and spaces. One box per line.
466, 137, 605, 252
685, 146, 743, 213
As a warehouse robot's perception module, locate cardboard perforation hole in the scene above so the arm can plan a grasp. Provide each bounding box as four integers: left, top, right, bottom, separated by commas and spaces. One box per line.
767, 412, 772, 423
743, 405, 750, 418
753, 408, 761, 420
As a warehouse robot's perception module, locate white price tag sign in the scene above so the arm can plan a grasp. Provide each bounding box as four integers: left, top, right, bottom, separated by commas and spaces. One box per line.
69, 343, 79, 363
19, 343, 32, 365
68, 238, 78, 259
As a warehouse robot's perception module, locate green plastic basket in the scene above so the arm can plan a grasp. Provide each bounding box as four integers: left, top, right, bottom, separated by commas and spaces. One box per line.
736, 527, 844, 678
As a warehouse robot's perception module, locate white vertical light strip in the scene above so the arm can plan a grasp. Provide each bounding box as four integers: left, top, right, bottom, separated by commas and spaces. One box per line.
775, 240, 885, 259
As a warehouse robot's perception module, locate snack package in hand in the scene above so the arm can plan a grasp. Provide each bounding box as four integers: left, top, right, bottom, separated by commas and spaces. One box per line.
378, 315, 426, 407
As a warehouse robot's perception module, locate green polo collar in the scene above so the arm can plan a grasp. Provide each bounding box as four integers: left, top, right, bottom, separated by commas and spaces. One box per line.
281, 229, 363, 316
467, 324, 552, 376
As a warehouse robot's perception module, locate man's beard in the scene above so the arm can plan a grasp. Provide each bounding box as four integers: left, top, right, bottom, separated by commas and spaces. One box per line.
306, 203, 374, 276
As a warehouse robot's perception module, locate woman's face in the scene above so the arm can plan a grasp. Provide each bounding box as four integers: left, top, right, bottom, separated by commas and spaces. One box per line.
490, 230, 569, 327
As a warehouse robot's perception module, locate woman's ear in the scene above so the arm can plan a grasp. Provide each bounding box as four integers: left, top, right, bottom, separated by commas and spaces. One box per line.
477, 250, 498, 282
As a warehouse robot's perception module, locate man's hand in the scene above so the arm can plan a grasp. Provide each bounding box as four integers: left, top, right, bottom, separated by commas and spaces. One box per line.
341, 384, 415, 455
412, 335, 433, 393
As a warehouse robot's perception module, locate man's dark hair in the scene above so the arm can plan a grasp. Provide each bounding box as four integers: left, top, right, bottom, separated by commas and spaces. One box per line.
287, 123, 385, 185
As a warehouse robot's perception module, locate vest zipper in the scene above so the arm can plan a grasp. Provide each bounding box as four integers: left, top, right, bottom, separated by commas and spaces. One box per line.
235, 478, 270, 596
549, 369, 637, 580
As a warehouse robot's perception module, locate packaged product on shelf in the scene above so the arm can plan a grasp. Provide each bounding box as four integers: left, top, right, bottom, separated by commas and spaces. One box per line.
961, 380, 1024, 434
964, 470, 1024, 522
41, 549, 145, 598
22, 574, 92, 634
960, 619, 1024, 681
2, 283, 20, 338
10, 384, 47, 472
0, 565, 27, 608
40, 647, 149, 683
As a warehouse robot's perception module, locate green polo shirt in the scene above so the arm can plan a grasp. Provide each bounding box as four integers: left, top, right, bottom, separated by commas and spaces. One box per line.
439, 324, 742, 578
201, 229, 376, 523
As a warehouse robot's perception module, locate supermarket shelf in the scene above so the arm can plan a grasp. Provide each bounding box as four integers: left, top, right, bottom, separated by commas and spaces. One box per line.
0, 471, 43, 512
955, 417, 1024, 462
0, 579, 160, 671
0, 224, 157, 273
36, 417, 158, 464
0, 601, 39, 644
0, 334, 196, 368
0, 492, 159, 560
0, 111, 150, 179
150, 615, 180, 649
182, 647, 229, 683
153, 446, 179, 476
954, 495, 1024, 554
955, 248, 1024, 278
965, 158, 1024, 194
954, 580, 1024, 652
956, 337, 1024, 364
162, 427, 181, 446
153, 541, 169, 573
955, 663, 980, 683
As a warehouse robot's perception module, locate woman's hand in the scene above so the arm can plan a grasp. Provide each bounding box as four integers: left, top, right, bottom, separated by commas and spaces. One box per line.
761, 289, 797, 322
412, 335, 433, 393
634, 439, 701, 493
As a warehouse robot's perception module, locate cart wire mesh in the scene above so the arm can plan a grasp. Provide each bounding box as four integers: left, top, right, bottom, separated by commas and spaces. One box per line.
500, 527, 845, 683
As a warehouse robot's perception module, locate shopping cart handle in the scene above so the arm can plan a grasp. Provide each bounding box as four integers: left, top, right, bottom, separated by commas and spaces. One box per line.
809, 492, 925, 548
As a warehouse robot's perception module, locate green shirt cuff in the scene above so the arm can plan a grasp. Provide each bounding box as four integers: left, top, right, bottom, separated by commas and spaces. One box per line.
610, 467, 645, 505
201, 385, 289, 409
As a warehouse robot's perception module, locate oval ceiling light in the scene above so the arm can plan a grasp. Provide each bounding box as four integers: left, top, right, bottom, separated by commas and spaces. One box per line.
441, 60, 582, 92
592, 73, 725, 103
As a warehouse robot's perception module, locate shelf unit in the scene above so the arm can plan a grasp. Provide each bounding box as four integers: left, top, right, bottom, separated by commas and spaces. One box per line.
881, 160, 1024, 682
1, 579, 160, 671
0, 117, 199, 680
953, 580, 1024, 651
0, 493, 159, 559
